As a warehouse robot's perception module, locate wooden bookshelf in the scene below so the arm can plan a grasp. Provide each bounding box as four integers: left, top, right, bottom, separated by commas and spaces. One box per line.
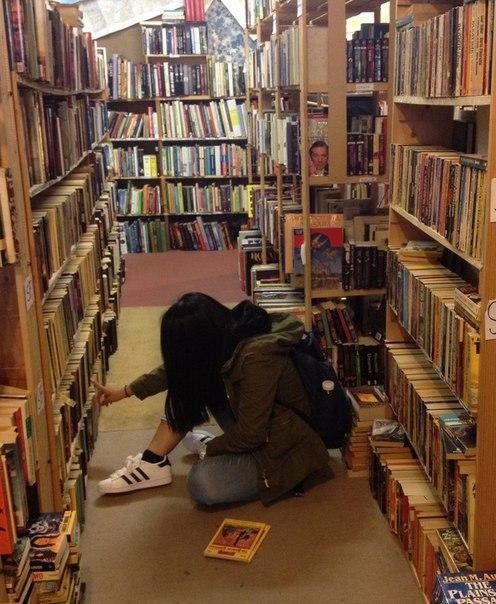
105, 17, 250, 252
0, 0, 123, 596
387, 0, 496, 584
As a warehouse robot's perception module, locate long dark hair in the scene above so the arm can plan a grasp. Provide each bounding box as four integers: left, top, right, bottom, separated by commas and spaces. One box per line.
161, 293, 270, 433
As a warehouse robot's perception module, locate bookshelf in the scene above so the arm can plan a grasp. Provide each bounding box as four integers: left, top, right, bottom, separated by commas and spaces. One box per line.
384, 0, 496, 592
105, 10, 251, 253
245, 0, 390, 374
0, 0, 122, 597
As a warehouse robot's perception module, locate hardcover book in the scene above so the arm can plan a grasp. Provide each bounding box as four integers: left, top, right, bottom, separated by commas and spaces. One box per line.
204, 518, 270, 563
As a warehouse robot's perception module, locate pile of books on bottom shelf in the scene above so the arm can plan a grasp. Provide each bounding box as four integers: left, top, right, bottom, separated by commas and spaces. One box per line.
341, 386, 389, 476
369, 443, 474, 601
3, 510, 83, 603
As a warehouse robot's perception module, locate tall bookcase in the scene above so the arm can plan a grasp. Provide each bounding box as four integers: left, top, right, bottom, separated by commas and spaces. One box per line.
106, 14, 251, 253
245, 0, 390, 376
385, 0, 496, 589
0, 0, 121, 597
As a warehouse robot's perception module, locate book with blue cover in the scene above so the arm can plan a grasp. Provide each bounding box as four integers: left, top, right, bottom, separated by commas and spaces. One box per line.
433, 570, 496, 604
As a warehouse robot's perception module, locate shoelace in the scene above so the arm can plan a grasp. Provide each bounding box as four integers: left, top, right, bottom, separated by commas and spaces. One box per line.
110, 454, 141, 480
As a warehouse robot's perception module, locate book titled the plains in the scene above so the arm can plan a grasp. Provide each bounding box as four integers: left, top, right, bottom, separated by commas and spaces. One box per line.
204, 518, 270, 563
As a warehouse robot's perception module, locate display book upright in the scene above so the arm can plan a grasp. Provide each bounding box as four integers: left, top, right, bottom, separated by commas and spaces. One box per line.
244, 0, 391, 399
379, 0, 496, 599
0, 1, 122, 600
106, 1, 251, 253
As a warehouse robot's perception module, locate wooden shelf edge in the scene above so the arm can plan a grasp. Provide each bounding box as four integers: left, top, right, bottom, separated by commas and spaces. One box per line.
29, 132, 109, 198
311, 287, 386, 298
393, 94, 491, 107
390, 205, 483, 270
16, 74, 105, 97
108, 95, 246, 102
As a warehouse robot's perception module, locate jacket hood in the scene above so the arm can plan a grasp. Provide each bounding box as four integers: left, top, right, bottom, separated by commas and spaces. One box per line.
222, 313, 304, 373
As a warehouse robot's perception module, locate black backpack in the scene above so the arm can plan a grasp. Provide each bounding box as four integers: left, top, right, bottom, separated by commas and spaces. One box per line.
289, 331, 352, 449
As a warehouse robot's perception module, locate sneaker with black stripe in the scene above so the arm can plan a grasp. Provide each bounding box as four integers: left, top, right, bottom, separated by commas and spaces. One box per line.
98, 453, 172, 494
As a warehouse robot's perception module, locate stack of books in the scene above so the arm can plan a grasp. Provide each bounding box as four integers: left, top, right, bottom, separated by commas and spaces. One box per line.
342, 386, 388, 475
346, 23, 389, 84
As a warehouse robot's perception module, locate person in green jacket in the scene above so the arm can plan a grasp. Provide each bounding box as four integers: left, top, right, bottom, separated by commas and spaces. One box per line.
93, 293, 330, 506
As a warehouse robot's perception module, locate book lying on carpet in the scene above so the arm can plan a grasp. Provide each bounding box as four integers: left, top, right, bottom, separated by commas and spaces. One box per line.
204, 518, 270, 563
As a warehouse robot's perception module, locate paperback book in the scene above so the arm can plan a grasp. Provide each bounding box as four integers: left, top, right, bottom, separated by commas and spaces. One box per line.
204, 518, 270, 563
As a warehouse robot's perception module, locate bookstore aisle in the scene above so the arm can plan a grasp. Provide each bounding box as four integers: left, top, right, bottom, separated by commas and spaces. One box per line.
80, 251, 423, 604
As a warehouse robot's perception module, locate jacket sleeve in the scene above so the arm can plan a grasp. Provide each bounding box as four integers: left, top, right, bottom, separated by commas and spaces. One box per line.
129, 365, 168, 400
206, 352, 283, 456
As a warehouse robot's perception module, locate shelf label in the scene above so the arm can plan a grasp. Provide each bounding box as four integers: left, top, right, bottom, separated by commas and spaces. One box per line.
491, 179, 496, 222
36, 381, 45, 413
484, 299, 496, 340
24, 273, 34, 311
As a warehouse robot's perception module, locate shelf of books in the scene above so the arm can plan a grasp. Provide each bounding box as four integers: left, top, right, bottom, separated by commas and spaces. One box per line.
105, 2, 250, 253
243, 0, 391, 404
377, 0, 496, 597
0, 1, 123, 599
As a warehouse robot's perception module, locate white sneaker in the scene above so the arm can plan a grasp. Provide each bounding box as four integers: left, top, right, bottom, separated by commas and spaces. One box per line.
182, 429, 214, 454
98, 453, 172, 494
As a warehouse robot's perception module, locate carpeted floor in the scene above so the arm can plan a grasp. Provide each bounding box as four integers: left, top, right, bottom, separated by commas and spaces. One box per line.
81, 252, 424, 603
121, 250, 248, 306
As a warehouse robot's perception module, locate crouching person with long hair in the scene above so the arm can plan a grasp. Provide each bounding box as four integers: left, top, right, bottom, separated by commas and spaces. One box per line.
93, 293, 330, 507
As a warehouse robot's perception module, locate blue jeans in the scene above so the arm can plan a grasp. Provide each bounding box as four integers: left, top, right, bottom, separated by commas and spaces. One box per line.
186, 402, 259, 507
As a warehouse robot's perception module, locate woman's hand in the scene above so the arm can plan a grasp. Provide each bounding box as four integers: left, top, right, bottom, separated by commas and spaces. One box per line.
91, 380, 129, 407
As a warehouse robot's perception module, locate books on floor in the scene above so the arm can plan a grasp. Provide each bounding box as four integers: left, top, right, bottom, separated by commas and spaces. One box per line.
204, 518, 270, 563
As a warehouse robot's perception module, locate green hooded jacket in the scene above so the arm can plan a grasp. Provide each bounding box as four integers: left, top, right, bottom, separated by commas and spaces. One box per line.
130, 313, 330, 504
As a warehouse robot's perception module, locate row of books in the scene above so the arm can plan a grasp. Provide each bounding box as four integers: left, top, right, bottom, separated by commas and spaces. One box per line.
141, 23, 207, 56
386, 342, 476, 549
4, 1, 105, 90
395, 1, 493, 98
166, 182, 249, 214
110, 60, 208, 99
110, 100, 247, 140
21, 91, 108, 187
246, 0, 275, 29
32, 159, 111, 295
207, 60, 246, 98
119, 219, 167, 253
391, 145, 487, 262
109, 55, 244, 100
369, 442, 473, 599
116, 185, 163, 216
248, 29, 300, 90
0, 167, 18, 267
251, 111, 300, 173
184, 0, 206, 22
334, 344, 384, 388
169, 217, 237, 251
111, 147, 159, 178
160, 144, 248, 177
388, 245, 480, 411
346, 24, 389, 84
159, 99, 247, 140
43, 237, 100, 392
109, 109, 159, 139
347, 133, 387, 176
